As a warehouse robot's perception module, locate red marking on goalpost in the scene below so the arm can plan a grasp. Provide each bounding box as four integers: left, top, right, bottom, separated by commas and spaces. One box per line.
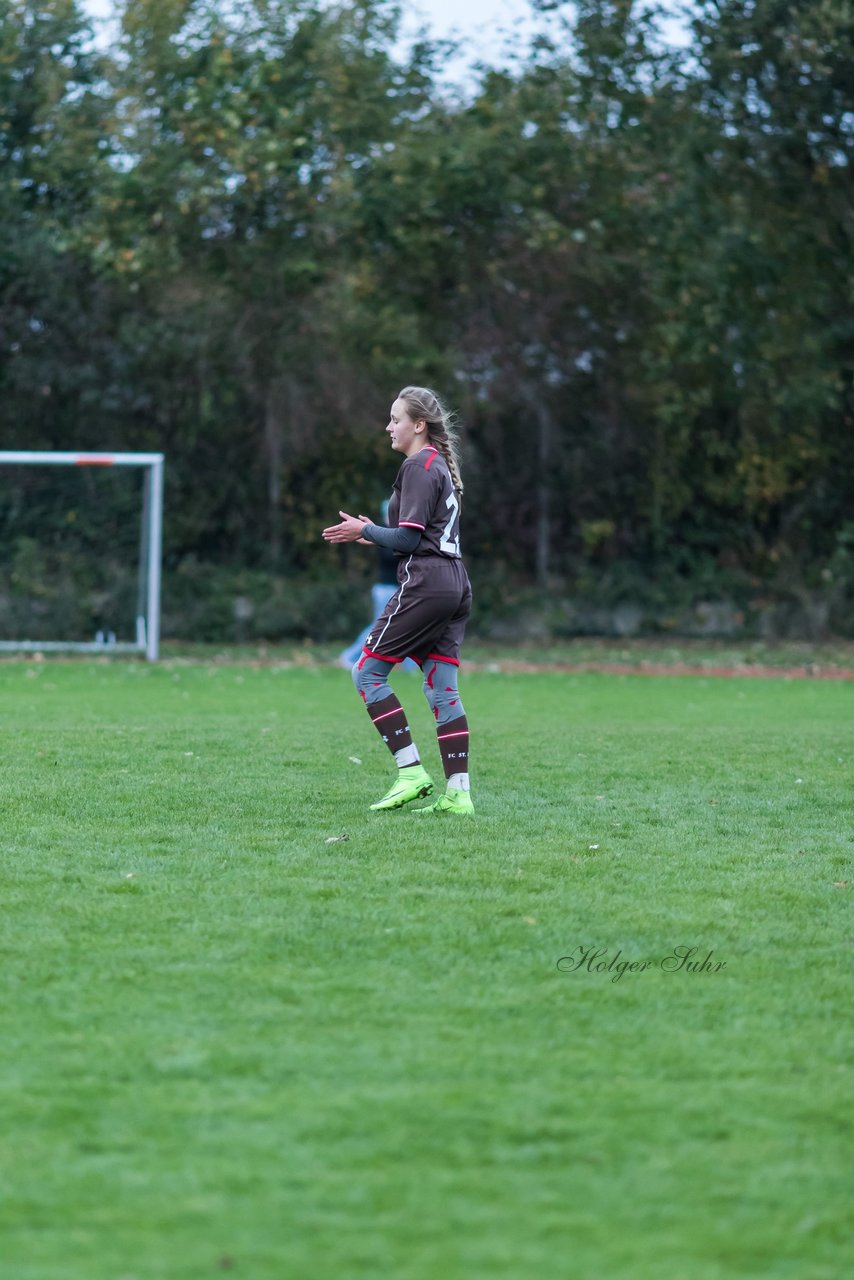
74, 456, 115, 466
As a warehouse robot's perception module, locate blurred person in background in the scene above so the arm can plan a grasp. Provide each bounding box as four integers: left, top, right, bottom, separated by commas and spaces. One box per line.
338, 500, 418, 673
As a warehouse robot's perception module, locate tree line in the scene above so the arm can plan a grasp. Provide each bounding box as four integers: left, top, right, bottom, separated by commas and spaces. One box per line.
1, 0, 852, 639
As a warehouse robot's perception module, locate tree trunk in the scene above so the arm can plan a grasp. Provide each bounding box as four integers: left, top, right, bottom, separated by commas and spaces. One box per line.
517, 384, 554, 589
264, 378, 286, 569
536, 398, 552, 589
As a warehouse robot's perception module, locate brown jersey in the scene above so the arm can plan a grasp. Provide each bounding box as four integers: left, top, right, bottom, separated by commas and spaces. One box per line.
387, 446, 462, 558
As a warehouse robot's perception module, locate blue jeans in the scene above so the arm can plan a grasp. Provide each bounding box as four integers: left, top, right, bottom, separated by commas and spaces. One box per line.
339, 584, 418, 670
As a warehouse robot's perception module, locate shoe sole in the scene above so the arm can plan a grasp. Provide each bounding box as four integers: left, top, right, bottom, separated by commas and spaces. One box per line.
370, 783, 434, 812
414, 806, 475, 815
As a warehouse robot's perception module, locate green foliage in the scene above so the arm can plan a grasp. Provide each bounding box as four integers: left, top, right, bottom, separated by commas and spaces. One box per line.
0, 0, 852, 633
636, 0, 854, 564
164, 557, 370, 641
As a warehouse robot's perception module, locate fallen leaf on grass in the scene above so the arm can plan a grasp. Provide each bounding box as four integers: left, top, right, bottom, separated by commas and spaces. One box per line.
325, 833, 349, 844
832, 881, 849, 888
348, 756, 362, 765
523, 916, 537, 925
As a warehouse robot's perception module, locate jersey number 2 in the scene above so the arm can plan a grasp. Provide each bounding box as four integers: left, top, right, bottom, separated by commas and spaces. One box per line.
439, 491, 461, 556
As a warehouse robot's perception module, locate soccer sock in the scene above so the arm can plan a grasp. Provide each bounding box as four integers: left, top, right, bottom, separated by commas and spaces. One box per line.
437, 713, 469, 781
423, 658, 470, 784
367, 693, 419, 764
353, 654, 421, 766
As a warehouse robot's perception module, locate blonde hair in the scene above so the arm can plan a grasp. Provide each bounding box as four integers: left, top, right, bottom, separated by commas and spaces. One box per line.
398, 385, 464, 493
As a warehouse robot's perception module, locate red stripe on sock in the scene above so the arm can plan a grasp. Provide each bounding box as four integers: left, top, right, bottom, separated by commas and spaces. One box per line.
372, 706, 406, 724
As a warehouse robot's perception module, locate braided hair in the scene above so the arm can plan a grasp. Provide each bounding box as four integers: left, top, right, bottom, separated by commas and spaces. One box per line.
398, 385, 464, 494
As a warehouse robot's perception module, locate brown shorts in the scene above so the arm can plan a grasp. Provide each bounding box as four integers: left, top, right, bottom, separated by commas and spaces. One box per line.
364, 555, 472, 666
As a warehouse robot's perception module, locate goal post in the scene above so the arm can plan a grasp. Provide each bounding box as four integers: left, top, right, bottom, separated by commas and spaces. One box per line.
0, 451, 164, 661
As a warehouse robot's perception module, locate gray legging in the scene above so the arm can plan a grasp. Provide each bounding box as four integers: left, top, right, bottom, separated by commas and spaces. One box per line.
352, 655, 465, 725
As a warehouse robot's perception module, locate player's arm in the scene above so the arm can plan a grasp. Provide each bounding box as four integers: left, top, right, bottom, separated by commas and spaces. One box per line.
321, 509, 420, 551
361, 523, 420, 552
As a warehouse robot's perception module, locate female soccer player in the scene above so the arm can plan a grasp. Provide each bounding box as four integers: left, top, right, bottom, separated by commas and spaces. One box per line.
322, 385, 473, 815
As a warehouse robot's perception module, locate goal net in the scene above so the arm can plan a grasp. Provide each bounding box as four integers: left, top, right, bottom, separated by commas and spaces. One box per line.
0, 452, 164, 661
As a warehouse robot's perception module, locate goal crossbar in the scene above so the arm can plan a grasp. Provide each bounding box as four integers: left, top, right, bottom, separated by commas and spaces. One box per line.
0, 451, 164, 661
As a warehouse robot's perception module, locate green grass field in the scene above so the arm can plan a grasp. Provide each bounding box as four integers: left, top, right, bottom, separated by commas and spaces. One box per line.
1, 658, 851, 1280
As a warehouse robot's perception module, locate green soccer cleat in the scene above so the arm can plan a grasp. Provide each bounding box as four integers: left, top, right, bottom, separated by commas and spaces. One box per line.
414, 787, 475, 816
370, 764, 435, 811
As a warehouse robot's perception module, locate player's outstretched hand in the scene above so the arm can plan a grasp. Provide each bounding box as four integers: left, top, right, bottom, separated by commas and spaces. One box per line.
322, 511, 371, 544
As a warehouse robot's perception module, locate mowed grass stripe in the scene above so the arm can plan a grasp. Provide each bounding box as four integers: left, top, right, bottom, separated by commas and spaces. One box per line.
0, 662, 850, 1280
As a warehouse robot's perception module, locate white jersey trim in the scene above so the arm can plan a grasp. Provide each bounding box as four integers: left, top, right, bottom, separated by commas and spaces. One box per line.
373, 554, 414, 651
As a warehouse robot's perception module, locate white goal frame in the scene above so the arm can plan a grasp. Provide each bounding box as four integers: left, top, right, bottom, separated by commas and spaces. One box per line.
0, 451, 164, 661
